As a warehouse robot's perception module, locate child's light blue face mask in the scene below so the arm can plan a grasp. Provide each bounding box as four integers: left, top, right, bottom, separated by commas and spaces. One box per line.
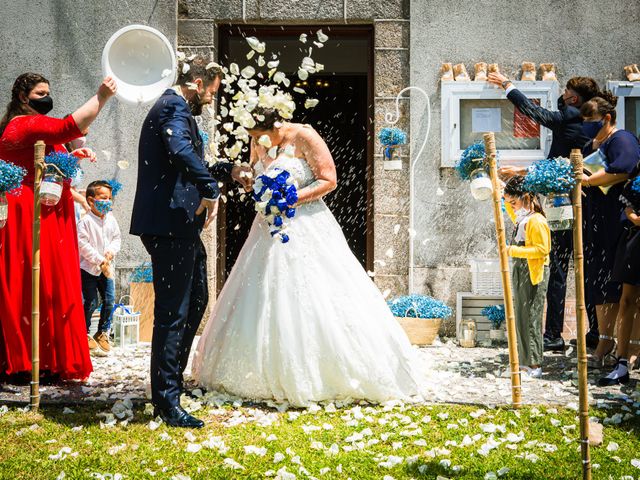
94, 199, 112, 215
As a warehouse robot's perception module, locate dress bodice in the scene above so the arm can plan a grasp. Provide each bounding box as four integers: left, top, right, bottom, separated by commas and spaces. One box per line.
255, 153, 317, 189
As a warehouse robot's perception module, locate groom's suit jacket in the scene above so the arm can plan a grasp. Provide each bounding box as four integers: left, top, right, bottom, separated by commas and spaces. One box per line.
130, 88, 232, 239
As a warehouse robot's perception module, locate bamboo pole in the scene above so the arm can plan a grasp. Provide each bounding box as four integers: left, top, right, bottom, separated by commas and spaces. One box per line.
30, 140, 45, 411
570, 148, 591, 480
484, 132, 522, 408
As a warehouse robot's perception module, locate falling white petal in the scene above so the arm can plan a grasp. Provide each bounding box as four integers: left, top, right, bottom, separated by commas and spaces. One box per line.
304, 98, 319, 109
299, 33, 308, 43
317, 29, 329, 43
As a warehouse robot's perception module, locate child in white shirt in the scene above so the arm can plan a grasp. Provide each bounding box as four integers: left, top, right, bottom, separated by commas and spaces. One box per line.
77, 180, 121, 354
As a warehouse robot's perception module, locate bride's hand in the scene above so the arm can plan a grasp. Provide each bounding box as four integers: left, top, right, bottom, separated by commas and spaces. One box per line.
232, 164, 254, 191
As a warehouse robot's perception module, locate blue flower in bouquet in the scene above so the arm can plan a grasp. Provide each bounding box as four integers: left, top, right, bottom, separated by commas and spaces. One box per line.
44, 151, 81, 179
387, 294, 453, 319
0, 159, 27, 194
481, 304, 505, 328
254, 167, 298, 243
523, 157, 576, 195
456, 142, 487, 180
378, 127, 407, 147
106, 178, 123, 197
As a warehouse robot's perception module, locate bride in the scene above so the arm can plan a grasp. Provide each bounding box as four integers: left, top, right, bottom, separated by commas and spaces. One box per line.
192, 107, 424, 406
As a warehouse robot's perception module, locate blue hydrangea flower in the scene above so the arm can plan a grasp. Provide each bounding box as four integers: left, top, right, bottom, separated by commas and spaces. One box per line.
456, 142, 487, 180
44, 151, 81, 179
387, 294, 452, 319
0, 160, 27, 194
378, 127, 407, 147
130, 262, 153, 283
106, 178, 123, 197
481, 304, 506, 328
523, 157, 576, 195
254, 167, 298, 243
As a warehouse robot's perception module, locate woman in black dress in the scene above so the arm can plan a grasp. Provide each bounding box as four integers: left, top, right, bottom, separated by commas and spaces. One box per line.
580, 92, 640, 370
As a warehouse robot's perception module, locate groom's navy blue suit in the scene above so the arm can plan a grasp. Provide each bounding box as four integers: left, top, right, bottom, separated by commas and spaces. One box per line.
131, 88, 232, 411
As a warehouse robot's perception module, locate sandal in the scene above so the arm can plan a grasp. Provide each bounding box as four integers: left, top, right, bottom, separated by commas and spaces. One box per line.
587, 335, 617, 369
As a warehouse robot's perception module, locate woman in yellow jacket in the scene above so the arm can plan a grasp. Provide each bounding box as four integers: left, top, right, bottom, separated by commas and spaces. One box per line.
503, 176, 551, 378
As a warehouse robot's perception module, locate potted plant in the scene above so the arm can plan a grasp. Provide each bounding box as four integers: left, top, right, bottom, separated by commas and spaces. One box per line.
481, 304, 506, 342
387, 294, 452, 346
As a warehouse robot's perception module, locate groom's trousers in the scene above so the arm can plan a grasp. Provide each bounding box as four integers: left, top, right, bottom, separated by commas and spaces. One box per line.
141, 235, 209, 411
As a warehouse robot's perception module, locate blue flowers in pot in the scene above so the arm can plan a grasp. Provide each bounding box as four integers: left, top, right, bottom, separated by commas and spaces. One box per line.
456, 142, 493, 201
387, 294, 452, 346
523, 157, 576, 231
378, 127, 407, 161
481, 304, 506, 342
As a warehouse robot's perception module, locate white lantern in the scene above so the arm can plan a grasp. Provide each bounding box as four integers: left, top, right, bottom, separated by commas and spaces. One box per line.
112, 299, 140, 348
469, 168, 493, 201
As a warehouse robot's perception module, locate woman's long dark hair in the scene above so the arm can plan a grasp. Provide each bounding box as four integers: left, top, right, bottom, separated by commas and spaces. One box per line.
0, 73, 49, 136
504, 175, 545, 216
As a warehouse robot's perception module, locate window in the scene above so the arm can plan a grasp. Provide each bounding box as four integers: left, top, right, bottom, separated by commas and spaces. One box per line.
608, 81, 640, 138
441, 81, 559, 167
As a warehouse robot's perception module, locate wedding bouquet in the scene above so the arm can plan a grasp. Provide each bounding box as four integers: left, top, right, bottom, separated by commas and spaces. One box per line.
253, 168, 298, 243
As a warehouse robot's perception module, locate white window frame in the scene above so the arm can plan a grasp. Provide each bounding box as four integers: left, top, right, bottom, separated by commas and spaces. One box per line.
441, 81, 559, 167
607, 81, 640, 134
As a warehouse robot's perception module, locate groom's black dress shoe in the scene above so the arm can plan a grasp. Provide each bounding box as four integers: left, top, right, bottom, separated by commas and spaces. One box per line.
154, 406, 204, 429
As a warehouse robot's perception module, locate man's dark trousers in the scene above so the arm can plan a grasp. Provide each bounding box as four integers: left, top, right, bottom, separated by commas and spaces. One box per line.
141, 235, 208, 411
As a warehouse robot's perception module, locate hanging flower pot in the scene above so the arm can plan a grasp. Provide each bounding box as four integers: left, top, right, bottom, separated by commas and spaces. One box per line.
39, 171, 63, 206
469, 168, 493, 201
546, 192, 574, 231
0, 192, 8, 229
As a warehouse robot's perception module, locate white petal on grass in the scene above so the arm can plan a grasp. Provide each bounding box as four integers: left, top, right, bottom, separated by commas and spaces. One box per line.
273, 452, 286, 463
244, 445, 267, 456
223, 458, 245, 470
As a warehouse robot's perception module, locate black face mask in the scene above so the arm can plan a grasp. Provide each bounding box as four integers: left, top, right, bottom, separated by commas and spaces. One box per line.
28, 95, 53, 115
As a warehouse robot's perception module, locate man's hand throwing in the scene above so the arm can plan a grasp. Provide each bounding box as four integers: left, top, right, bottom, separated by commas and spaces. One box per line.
196, 198, 219, 228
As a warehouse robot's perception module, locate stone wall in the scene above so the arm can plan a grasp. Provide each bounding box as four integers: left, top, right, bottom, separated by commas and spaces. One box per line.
410, 0, 639, 329
0, 0, 178, 299
178, 0, 413, 301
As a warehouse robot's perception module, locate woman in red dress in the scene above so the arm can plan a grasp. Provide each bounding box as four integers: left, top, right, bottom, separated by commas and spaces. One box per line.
0, 73, 116, 381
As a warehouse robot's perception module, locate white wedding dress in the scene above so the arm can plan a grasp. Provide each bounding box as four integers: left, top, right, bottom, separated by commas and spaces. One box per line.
192, 146, 425, 406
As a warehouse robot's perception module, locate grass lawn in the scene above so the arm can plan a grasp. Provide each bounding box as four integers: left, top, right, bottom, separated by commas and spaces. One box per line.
1, 398, 640, 480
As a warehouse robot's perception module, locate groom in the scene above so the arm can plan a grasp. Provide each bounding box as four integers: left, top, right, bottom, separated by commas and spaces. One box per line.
131, 56, 249, 428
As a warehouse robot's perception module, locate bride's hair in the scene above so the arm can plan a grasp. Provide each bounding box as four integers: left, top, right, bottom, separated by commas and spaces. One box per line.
252, 107, 283, 131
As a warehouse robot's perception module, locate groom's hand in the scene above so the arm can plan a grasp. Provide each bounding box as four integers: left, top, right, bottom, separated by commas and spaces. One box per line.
196, 198, 219, 228
232, 164, 254, 192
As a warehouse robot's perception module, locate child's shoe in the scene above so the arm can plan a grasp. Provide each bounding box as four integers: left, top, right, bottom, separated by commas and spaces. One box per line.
93, 331, 112, 354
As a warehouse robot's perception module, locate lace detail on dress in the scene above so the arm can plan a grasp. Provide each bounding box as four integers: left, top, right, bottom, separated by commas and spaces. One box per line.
254, 154, 317, 190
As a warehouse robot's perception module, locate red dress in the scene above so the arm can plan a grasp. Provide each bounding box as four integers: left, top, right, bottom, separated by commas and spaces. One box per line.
0, 114, 92, 380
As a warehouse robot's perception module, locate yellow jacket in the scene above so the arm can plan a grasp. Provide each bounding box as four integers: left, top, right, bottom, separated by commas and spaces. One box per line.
505, 203, 551, 285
